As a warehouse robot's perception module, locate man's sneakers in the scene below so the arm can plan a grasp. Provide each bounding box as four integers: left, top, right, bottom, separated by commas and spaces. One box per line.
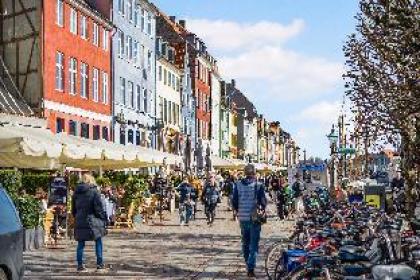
247, 269, 256, 278
96, 264, 110, 273
77, 265, 87, 273
77, 264, 110, 273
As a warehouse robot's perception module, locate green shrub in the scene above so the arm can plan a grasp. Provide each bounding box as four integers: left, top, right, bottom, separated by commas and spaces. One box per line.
122, 176, 150, 208
16, 194, 40, 229
0, 169, 22, 203
22, 174, 51, 195
103, 171, 129, 186
96, 176, 112, 187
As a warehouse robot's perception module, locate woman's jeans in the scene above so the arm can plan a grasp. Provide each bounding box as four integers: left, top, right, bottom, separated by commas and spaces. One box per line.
179, 203, 193, 224
77, 238, 103, 267
240, 221, 262, 271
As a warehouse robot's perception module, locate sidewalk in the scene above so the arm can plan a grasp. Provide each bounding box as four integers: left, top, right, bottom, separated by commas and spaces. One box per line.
24, 198, 294, 279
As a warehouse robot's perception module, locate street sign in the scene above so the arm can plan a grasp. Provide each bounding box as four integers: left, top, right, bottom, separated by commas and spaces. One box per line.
298, 164, 326, 172
338, 147, 356, 154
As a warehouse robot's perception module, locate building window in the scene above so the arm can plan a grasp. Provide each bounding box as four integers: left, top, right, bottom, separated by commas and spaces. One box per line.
128, 129, 134, 144
70, 8, 77, 34
143, 89, 148, 113
175, 104, 179, 125
134, 7, 140, 27
120, 127, 126, 145
141, 9, 146, 32
128, 81, 134, 108
92, 68, 99, 102
159, 97, 163, 120
102, 127, 109, 141
69, 120, 77, 136
120, 77, 126, 104
81, 123, 89, 138
102, 29, 109, 50
80, 62, 88, 98
118, 0, 125, 15
55, 52, 64, 91
163, 99, 167, 123
158, 66, 162, 81
69, 58, 77, 95
168, 71, 172, 88
56, 0, 64, 27
133, 41, 138, 65
127, 0, 133, 22
136, 85, 141, 110
136, 131, 140, 146
117, 30, 124, 57
93, 23, 99, 46
147, 13, 152, 35
56, 117, 65, 133
141, 45, 145, 68
163, 68, 167, 85
168, 101, 172, 124
81, 16, 88, 39
93, 125, 100, 140
126, 36, 133, 61
147, 50, 152, 72
102, 72, 108, 104
172, 74, 176, 89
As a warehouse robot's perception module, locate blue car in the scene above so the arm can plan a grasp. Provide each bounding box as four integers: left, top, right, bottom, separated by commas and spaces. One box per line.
0, 186, 24, 280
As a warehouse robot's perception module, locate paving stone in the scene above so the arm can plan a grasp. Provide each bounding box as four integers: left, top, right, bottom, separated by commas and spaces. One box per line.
24, 198, 293, 279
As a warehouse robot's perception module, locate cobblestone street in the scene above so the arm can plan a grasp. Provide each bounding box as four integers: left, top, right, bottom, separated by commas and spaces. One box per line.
24, 199, 293, 280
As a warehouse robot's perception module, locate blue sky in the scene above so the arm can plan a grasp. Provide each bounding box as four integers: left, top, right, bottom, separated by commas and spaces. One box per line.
151, 0, 359, 158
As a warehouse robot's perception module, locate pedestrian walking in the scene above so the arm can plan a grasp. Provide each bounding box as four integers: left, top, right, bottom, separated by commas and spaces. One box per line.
176, 177, 195, 225
275, 186, 286, 220
202, 173, 221, 225
72, 174, 108, 272
292, 174, 305, 216
232, 164, 267, 278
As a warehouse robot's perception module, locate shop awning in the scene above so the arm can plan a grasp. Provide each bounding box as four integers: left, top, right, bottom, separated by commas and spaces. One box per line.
211, 156, 235, 169
0, 122, 183, 170
0, 124, 62, 169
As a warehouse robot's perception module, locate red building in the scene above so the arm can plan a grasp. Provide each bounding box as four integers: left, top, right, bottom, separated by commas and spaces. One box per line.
0, 0, 113, 140
186, 34, 216, 143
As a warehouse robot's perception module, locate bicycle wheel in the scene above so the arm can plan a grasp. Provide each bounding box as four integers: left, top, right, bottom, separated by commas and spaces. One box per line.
274, 251, 288, 280
265, 241, 287, 280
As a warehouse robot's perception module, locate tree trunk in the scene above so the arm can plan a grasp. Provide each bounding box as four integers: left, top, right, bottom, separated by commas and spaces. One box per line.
401, 131, 416, 218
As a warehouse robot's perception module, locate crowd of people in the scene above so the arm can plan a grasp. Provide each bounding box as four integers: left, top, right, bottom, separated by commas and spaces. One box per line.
69, 166, 313, 276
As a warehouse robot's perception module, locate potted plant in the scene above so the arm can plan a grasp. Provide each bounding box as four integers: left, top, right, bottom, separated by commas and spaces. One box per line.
17, 195, 41, 251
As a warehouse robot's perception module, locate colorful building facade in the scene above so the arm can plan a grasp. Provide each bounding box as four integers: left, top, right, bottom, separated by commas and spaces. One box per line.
1, 0, 113, 140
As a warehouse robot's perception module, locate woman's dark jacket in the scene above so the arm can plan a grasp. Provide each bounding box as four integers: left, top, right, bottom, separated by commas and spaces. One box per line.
72, 184, 107, 241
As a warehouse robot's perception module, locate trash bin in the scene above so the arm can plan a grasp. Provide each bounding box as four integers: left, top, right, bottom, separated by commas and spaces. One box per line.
364, 184, 386, 210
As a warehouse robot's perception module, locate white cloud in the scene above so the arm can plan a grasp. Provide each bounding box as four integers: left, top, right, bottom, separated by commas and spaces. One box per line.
187, 18, 344, 157
295, 101, 341, 124
187, 18, 342, 101
291, 101, 341, 157
219, 47, 342, 100
188, 18, 305, 51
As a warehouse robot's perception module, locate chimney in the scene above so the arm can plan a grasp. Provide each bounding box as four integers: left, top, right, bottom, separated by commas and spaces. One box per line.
179, 20, 186, 28
169, 16, 176, 23
231, 79, 236, 88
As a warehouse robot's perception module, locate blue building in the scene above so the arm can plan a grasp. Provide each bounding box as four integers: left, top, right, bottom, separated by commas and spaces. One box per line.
92, 0, 157, 147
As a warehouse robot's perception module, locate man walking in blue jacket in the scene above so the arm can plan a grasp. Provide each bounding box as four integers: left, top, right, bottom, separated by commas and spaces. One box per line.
232, 164, 267, 278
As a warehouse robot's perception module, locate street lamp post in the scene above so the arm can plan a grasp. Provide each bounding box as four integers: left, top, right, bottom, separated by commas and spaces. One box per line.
327, 125, 338, 195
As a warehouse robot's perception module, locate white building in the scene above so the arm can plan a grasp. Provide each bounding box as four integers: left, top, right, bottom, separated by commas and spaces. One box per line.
156, 40, 182, 154
210, 72, 222, 157
244, 118, 259, 162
